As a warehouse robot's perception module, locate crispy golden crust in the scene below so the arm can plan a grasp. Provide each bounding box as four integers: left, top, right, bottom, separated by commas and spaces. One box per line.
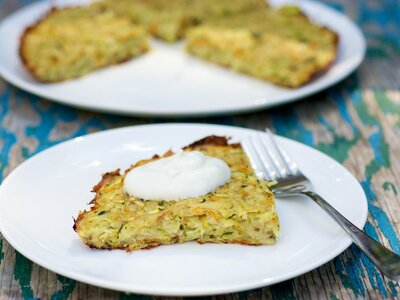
316, 30, 339, 75
19, 8, 52, 82
300, 27, 339, 87
282, 22, 339, 87
187, 33, 338, 88
186, 7, 339, 88
73, 135, 279, 251
73, 169, 121, 232
196, 239, 261, 246
20, 7, 149, 82
183, 135, 240, 149
92, 169, 121, 193
285, 32, 338, 87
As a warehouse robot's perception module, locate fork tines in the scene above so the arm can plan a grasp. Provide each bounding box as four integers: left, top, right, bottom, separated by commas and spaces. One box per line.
244, 129, 299, 181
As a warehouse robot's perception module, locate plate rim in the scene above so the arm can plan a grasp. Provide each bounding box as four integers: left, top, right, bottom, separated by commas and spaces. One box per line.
0, 0, 366, 117
0, 123, 369, 296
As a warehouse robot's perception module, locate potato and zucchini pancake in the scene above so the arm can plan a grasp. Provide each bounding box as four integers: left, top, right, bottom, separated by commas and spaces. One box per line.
90, 0, 190, 43
20, 7, 149, 82
186, 7, 338, 88
20, 1, 338, 86
74, 136, 279, 251
91, 0, 269, 42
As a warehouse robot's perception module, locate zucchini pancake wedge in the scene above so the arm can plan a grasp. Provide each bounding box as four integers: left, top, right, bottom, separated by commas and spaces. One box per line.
74, 136, 280, 251
185, 6, 338, 88
90, 0, 190, 43
91, 0, 269, 43
20, 1, 337, 86
20, 7, 149, 82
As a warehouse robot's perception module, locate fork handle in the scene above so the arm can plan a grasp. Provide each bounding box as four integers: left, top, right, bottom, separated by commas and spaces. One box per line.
302, 190, 400, 281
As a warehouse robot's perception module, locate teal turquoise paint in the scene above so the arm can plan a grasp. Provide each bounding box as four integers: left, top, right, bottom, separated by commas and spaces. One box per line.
363, 128, 389, 195
0, 88, 9, 270
316, 77, 400, 297
360, 181, 376, 202
345, 78, 399, 275
25, 100, 68, 155
362, 223, 388, 298
21, 146, 30, 159
333, 255, 363, 297
366, 47, 388, 58
17, 87, 123, 154
389, 281, 399, 297
350, 88, 376, 126
314, 89, 361, 163
15, 88, 78, 123
383, 181, 397, 196
21, 99, 94, 155
368, 131, 389, 167
0, 86, 17, 183
20, 0, 41, 4
369, 204, 400, 254
72, 117, 110, 137
331, 89, 355, 131
316, 116, 358, 163
13, 252, 36, 299
360, 181, 400, 297
375, 91, 400, 115
324, 1, 343, 12
359, 0, 400, 52
270, 88, 386, 298
352, 88, 400, 252
344, 245, 366, 297
271, 109, 313, 146
50, 275, 76, 300
0, 125, 16, 182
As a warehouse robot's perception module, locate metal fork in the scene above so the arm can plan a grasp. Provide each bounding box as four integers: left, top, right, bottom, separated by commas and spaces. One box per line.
246, 129, 400, 281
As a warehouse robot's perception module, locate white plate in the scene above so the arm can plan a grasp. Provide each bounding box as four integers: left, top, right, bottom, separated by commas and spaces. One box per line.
0, 0, 365, 117
0, 124, 367, 296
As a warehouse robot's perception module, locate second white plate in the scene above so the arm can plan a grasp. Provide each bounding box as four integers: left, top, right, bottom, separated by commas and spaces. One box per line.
0, 0, 365, 117
0, 123, 368, 296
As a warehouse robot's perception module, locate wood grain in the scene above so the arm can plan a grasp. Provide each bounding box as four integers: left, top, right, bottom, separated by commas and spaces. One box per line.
0, 0, 399, 299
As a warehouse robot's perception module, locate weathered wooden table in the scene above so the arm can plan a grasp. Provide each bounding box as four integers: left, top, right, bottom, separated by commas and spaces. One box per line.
1, 0, 399, 299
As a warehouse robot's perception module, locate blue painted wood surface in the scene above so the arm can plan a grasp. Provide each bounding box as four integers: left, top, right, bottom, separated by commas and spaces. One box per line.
0, 0, 399, 298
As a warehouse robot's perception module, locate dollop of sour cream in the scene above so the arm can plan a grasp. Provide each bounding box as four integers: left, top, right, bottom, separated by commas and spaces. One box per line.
123, 151, 231, 201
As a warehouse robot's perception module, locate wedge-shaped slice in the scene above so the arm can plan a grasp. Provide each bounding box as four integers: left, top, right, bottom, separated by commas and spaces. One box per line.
74, 136, 279, 251
20, 7, 149, 82
91, 0, 190, 43
186, 27, 325, 88
91, 0, 270, 42
186, 7, 338, 88
189, 0, 270, 23
204, 7, 338, 71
